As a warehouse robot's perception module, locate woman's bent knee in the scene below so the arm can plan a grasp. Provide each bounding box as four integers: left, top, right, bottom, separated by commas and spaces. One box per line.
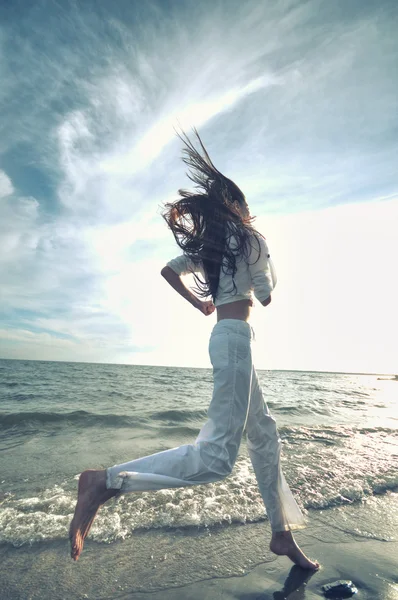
196, 441, 235, 480
205, 454, 234, 479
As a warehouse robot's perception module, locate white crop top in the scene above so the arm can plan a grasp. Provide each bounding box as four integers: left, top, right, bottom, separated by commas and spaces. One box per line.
166, 232, 277, 307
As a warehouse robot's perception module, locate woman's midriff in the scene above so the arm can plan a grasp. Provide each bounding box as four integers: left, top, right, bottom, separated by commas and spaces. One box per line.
216, 299, 252, 322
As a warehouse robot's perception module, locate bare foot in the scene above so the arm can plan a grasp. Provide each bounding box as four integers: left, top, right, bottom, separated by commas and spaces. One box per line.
270, 530, 320, 570
69, 469, 118, 561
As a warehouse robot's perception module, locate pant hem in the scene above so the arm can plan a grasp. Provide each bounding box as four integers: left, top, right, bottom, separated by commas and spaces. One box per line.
106, 468, 125, 490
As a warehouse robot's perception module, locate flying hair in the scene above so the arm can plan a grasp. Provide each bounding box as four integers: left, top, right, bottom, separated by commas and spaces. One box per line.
162, 127, 263, 302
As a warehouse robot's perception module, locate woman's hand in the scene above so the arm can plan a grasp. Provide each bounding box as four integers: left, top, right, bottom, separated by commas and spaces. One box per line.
196, 300, 216, 316
261, 295, 271, 307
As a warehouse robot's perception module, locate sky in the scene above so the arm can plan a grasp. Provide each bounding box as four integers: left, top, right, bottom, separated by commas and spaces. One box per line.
0, 0, 397, 373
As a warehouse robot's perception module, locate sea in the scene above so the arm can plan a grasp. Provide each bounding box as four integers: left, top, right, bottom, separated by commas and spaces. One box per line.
0, 358, 397, 598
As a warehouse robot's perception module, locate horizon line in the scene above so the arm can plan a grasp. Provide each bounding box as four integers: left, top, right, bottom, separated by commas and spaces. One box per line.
0, 356, 395, 377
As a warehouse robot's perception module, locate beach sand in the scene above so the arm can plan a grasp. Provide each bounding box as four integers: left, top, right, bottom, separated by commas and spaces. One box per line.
1, 506, 397, 600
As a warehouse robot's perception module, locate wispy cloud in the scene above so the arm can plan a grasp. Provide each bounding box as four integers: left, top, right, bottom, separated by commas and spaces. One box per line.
0, 170, 13, 197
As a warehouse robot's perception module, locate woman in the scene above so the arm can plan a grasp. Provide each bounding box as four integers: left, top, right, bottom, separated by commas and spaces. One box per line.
69, 129, 319, 570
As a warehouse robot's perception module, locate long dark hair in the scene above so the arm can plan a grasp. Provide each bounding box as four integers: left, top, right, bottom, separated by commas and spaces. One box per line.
162, 128, 262, 302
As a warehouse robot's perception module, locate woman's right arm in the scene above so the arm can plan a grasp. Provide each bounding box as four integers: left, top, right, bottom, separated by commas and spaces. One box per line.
161, 257, 215, 316
160, 265, 201, 309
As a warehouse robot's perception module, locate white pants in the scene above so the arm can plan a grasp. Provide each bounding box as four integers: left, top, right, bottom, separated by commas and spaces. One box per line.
106, 319, 306, 531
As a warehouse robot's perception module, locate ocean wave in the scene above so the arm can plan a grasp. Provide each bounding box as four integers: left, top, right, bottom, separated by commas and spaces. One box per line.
1, 409, 396, 440
0, 408, 208, 430
0, 459, 397, 547
0, 410, 145, 429
298, 384, 370, 398
152, 376, 175, 384
3, 393, 39, 401
151, 409, 208, 422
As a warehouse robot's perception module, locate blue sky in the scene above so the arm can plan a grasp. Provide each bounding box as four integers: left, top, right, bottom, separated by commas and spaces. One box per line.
0, 0, 397, 372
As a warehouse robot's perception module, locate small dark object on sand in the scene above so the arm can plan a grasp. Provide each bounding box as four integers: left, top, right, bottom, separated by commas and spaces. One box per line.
321, 580, 358, 598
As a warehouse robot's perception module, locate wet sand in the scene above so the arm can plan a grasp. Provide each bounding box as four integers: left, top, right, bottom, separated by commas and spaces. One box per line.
1, 514, 397, 600
139, 539, 398, 600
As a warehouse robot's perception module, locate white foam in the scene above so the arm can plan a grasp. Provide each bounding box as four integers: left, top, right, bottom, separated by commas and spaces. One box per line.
1, 426, 397, 546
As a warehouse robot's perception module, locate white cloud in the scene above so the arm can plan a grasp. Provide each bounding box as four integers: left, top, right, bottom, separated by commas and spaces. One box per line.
0, 170, 13, 198
0, 195, 40, 261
